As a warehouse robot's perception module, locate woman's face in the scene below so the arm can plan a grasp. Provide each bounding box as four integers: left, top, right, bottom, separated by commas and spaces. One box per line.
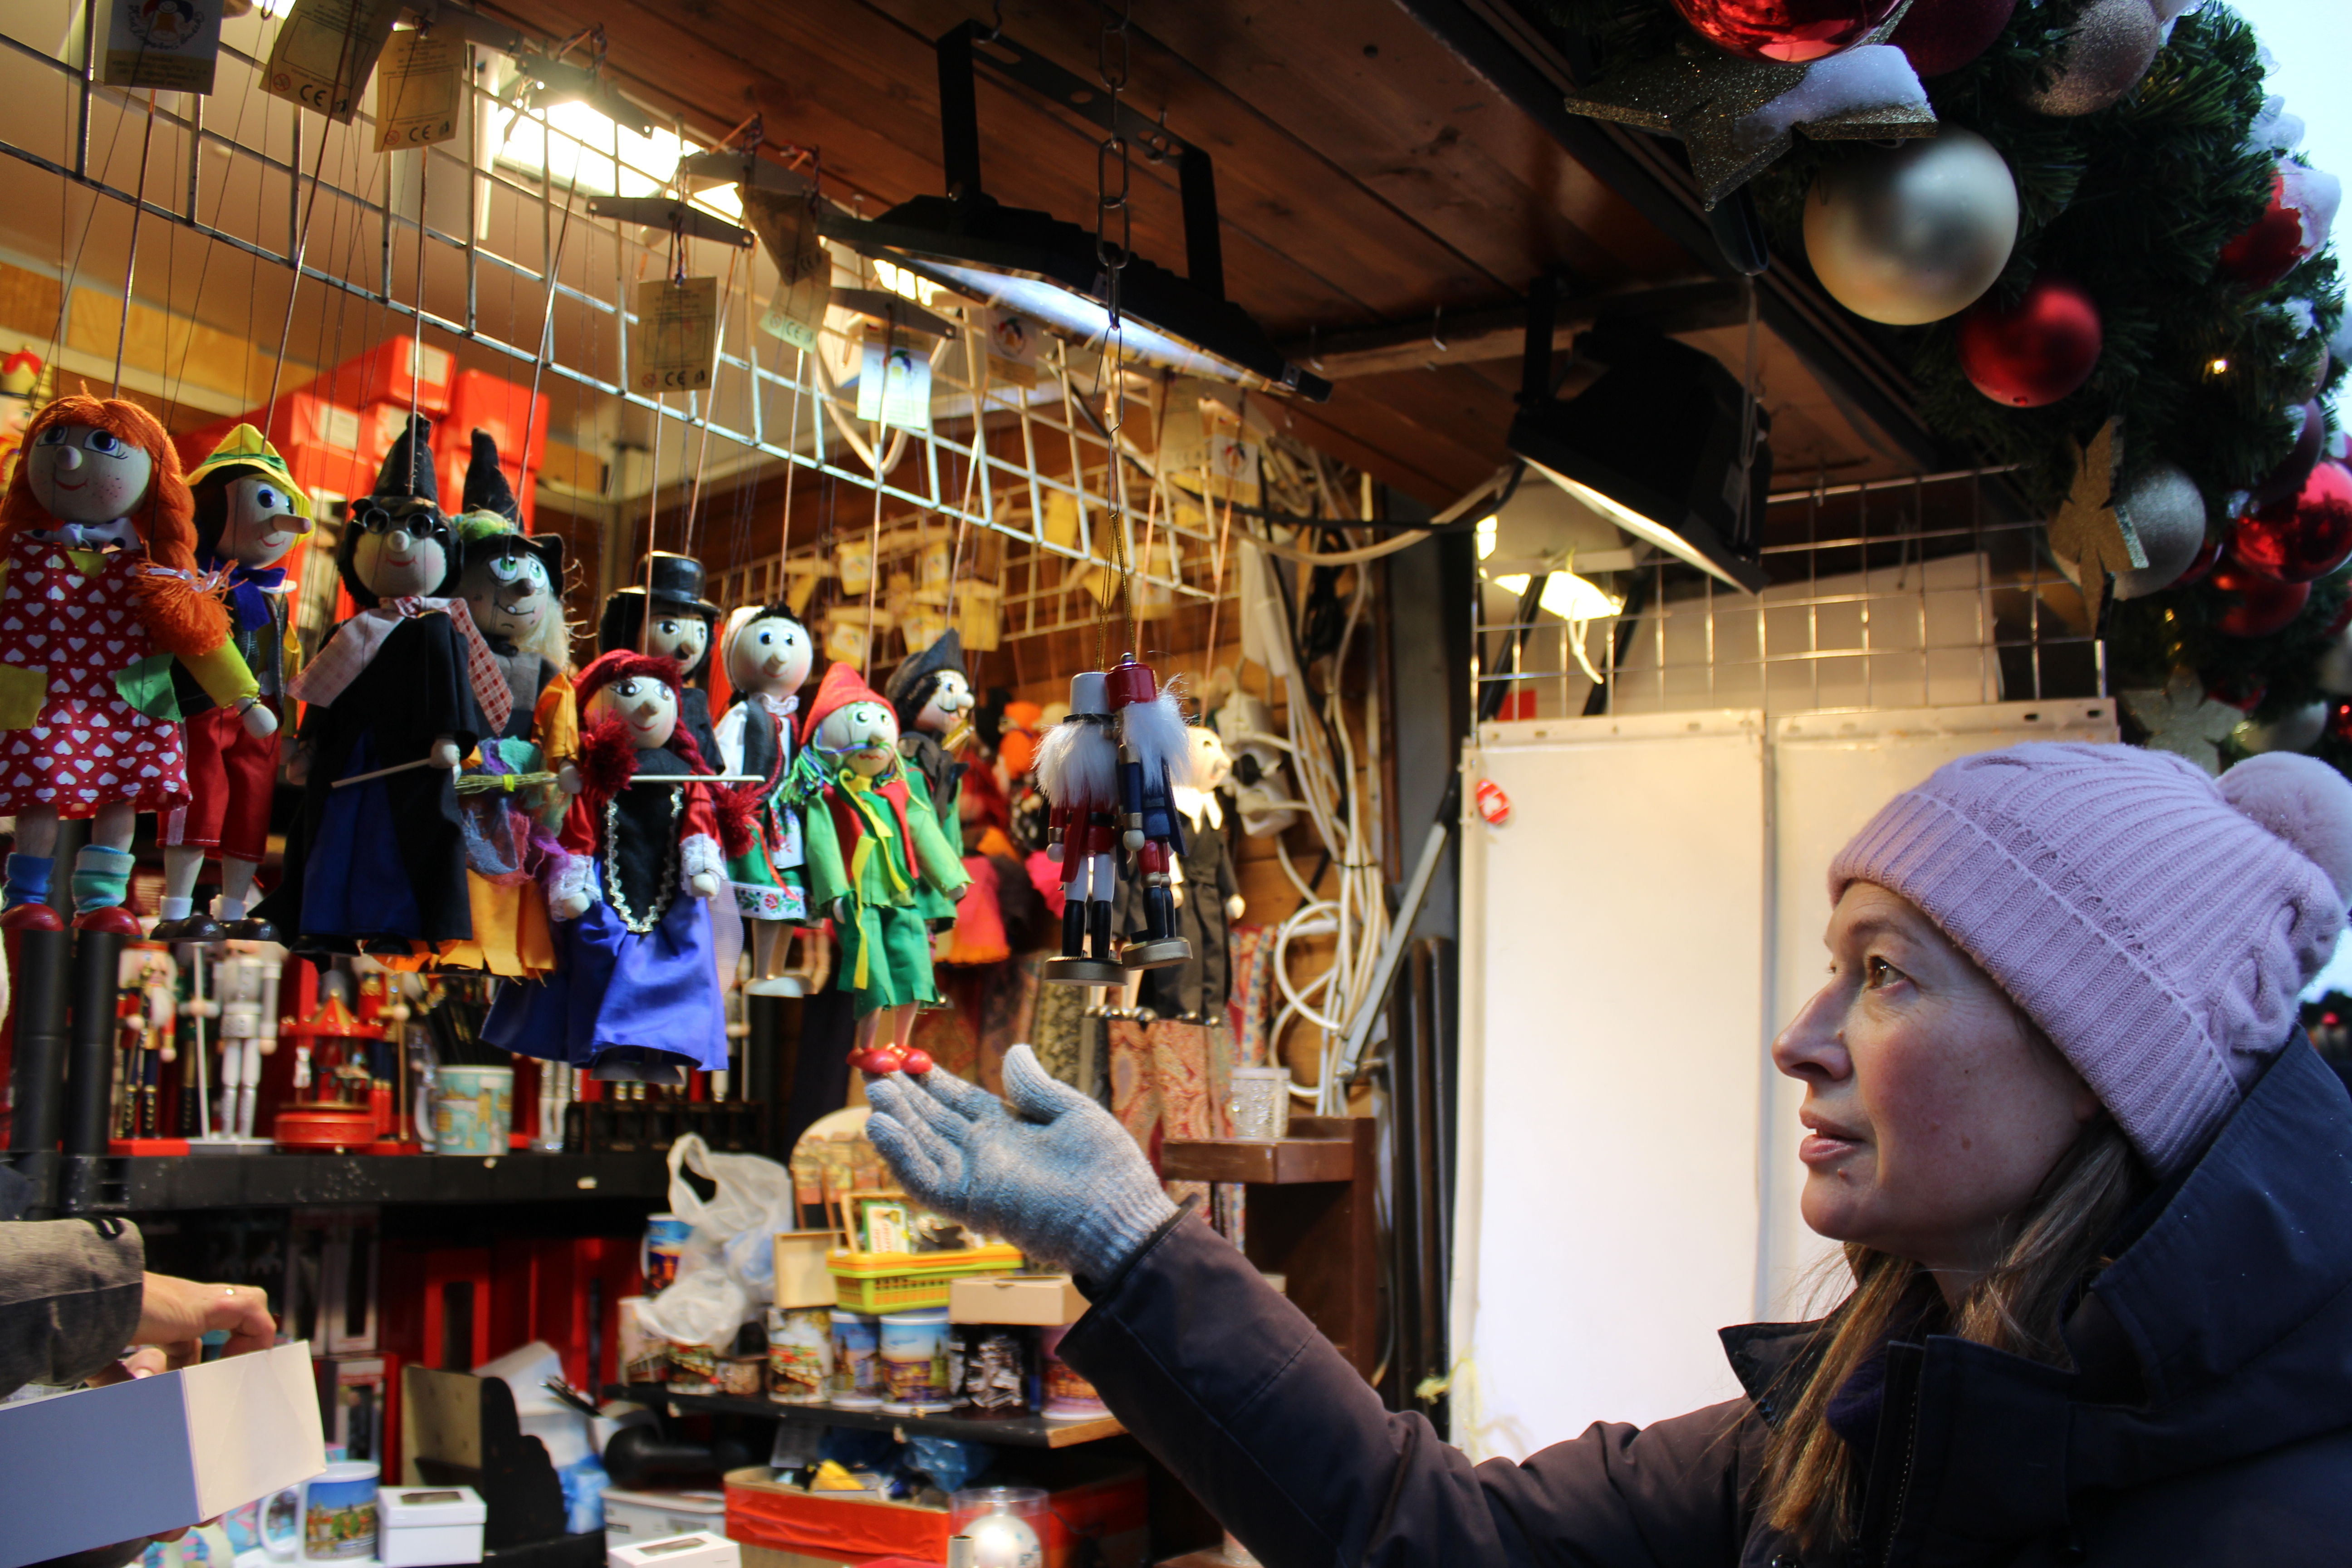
1772, 881, 2101, 1288
27, 423, 152, 524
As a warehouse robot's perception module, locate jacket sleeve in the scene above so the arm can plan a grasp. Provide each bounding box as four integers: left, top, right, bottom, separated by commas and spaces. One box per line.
1058, 1214, 1760, 1568
801, 793, 850, 909
903, 781, 971, 898
0, 1217, 145, 1398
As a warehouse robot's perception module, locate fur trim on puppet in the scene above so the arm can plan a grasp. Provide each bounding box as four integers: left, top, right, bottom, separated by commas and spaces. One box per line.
710, 777, 758, 860
1036, 712, 1119, 808
680, 833, 727, 887
1116, 685, 1196, 787
573, 711, 642, 802
544, 852, 594, 916
127, 561, 231, 657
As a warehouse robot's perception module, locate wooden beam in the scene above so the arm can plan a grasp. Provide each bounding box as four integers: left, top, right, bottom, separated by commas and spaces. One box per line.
1282, 278, 1741, 379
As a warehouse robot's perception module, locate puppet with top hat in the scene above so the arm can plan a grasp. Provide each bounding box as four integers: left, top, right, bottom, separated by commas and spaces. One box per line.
599, 550, 721, 765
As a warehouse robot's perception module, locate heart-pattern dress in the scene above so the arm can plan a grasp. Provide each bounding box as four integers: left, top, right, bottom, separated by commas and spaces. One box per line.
0, 531, 186, 816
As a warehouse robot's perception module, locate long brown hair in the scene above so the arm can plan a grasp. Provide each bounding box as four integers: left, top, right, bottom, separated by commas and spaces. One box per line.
0, 395, 225, 655
1757, 1114, 2151, 1550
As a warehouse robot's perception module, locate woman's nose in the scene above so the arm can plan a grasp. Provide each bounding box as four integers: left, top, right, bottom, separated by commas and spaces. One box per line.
1771, 980, 1851, 1083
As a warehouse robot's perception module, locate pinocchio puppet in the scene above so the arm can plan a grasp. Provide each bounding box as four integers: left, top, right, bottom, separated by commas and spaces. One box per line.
0, 396, 271, 931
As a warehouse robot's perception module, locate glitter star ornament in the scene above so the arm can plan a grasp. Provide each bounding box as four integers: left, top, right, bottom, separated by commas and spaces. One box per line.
2121, 668, 2242, 776
2046, 418, 2145, 628
1563, 3, 1935, 207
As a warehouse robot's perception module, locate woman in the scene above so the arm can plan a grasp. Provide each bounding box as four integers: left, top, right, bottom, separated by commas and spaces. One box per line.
866, 743, 2352, 1563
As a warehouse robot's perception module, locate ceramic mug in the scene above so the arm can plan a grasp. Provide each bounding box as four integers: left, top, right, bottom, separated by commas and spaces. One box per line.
299, 1460, 379, 1562
641, 1214, 692, 1294
413, 1064, 512, 1156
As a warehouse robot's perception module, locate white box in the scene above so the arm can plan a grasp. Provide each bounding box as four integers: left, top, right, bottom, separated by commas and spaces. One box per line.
601, 1487, 725, 1541
608, 1532, 739, 1568
0, 1340, 326, 1568
378, 1483, 486, 1566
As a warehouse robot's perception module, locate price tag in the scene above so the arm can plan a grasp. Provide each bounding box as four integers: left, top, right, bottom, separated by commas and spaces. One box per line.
103, 0, 225, 93
980, 308, 1039, 389
856, 340, 931, 431
263, 0, 404, 123
630, 277, 719, 395
742, 187, 826, 353
373, 29, 462, 150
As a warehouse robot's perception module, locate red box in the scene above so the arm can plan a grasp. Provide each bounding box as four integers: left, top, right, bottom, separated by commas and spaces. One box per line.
303, 334, 454, 417
446, 368, 549, 476
725, 1464, 1147, 1568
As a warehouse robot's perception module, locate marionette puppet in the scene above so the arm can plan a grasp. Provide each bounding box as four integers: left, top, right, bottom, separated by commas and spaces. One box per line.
1034, 672, 1123, 983
711, 602, 821, 994
1120, 723, 1244, 1019
255, 414, 507, 953
153, 425, 313, 941
0, 396, 271, 932
1106, 655, 1193, 970
794, 663, 969, 1073
483, 652, 750, 1084
424, 430, 577, 976
599, 550, 721, 764
882, 628, 974, 833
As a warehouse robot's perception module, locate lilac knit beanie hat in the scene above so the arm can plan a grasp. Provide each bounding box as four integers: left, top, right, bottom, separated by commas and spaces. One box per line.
1829, 743, 2352, 1175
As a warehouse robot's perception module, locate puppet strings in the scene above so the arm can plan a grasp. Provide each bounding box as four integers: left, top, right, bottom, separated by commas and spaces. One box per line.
110, 91, 159, 397
681, 243, 741, 566
263, 0, 372, 423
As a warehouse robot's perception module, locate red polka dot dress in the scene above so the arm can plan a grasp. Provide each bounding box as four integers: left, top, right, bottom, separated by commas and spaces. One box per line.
0, 531, 189, 817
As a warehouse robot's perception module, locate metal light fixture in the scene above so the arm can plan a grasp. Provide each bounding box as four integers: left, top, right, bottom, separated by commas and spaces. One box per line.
820, 23, 1330, 402
1505, 283, 1771, 593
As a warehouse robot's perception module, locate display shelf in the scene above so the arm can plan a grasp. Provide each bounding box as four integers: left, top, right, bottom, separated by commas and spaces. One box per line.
5, 1151, 675, 1211
1160, 1115, 1359, 1184
605, 1384, 1126, 1449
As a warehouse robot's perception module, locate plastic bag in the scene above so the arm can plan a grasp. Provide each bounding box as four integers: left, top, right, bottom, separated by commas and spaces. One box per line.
643, 1134, 793, 1343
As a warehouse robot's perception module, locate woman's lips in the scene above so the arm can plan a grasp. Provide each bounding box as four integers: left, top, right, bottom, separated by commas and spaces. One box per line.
1799, 1129, 1864, 1167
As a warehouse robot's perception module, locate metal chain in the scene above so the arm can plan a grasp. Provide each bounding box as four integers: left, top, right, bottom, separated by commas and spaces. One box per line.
1095, 0, 1137, 661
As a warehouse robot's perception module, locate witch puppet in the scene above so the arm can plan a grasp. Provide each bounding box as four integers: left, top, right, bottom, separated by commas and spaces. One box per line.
796, 663, 968, 1074
712, 601, 823, 995
416, 430, 578, 976
883, 627, 975, 832
598, 551, 720, 765
484, 652, 750, 1085
255, 413, 510, 953
0, 396, 274, 932
152, 425, 313, 941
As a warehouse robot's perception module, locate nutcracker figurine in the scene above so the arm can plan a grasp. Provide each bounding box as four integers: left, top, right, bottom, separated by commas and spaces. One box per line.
1106, 654, 1192, 970
155, 425, 314, 941
796, 663, 969, 1072
1033, 671, 1125, 985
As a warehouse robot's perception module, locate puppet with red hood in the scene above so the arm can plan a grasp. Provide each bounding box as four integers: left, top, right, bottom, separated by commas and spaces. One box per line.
484, 651, 753, 1085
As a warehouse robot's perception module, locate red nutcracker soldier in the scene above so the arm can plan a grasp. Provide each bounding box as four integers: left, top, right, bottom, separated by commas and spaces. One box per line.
1035, 671, 1124, 985
1105, 654, 1193, 971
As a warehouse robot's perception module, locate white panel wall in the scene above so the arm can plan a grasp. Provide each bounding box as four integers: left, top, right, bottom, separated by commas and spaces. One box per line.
1455, 711, 1768, 1459
1453, 700, 2117, 1461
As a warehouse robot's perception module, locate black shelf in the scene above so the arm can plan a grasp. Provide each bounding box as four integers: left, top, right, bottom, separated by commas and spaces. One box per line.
605, 1384, 1125, 1449
4, 1151, 675, 1210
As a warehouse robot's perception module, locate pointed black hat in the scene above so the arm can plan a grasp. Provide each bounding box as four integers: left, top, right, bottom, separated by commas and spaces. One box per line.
372, 412, 438, 503
461, 428, 520, 522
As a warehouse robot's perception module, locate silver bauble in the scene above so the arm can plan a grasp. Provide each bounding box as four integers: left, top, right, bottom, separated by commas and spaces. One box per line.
2317, 628, 2352, 696
2019, 0, 2163, 117
1803, 127, 2020, 326
2234, 700, 2330, 756
2112, 462, 2208, 600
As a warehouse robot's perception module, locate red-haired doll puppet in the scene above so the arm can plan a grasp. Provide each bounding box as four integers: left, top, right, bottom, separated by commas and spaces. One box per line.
0, 396, 271, 931
484, 652, 751, 1085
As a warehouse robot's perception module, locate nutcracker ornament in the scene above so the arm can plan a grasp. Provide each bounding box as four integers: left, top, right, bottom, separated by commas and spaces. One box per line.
883, 628, 974, 828
712, 602, 819, 992
256, 413, 506, 952
599, 550, 723, 764
1105, 655, 1193, 971
1035, 671, 1125, 985
483, 652, 748, 1084
155, 425, 314, 941
0, 396, 272, 933
796, 662, 969, 1073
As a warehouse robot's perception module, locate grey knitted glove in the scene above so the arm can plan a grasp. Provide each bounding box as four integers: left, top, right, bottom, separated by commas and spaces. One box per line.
863, 1044, 1178, 1279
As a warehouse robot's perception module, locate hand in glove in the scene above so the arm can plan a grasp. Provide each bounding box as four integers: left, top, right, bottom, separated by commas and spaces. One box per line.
863, 1044, 1177, 1279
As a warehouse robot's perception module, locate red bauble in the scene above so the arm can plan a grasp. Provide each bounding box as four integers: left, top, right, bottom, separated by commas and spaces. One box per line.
2247, 400, 2326, 510
2219, 168, 2317, 289
2230, 461, 2352, 583
1955, 277, 2102, 407
1889, 0, 2017, 75
2332, 702, 2352, 746
2209, 554, 2312, 637
901, 1048, 935, 1076
1668, 0, 1903, 62
2176, 535, 2223, 587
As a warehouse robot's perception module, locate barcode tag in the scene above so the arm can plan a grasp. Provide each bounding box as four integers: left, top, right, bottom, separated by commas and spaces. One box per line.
856, 341, 931, 431
743, 187, 826, 353
103, 0, 224, 92
374, 29, 462, 150
631, 278, 719, 394
263, 0, 404, 123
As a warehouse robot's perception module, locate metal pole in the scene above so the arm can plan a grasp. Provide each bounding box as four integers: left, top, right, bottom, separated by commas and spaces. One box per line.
5, 928, 74, 1218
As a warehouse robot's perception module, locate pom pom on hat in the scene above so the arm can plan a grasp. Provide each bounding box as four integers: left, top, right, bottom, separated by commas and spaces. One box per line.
2220, 751, 2352, 906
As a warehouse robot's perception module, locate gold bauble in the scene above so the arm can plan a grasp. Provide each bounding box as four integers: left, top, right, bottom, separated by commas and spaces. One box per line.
2019, 0, 2162, 117
1802, 127, 2019, 325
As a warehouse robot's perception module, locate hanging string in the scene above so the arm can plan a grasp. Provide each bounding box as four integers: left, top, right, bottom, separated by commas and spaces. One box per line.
776, 347, 805, 605
518, 121, 580, 534
683, 241, 742, 564
110, 90, 158, 397
1092, 0, 1137, 666
405, 146, 428, 493
263, 0, 373, 424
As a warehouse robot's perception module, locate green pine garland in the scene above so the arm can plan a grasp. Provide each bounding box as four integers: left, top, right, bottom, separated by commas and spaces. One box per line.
1548, 0, 2352, 753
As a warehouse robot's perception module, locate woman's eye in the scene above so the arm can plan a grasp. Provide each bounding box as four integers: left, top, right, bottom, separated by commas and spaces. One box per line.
85, 432, 122, 455
1866, 957, 1902, 989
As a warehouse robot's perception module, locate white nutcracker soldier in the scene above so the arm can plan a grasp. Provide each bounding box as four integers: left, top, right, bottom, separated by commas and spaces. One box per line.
208, 944, 283, 1140
1104, 654, 1192, 970
1035, 671, 1125, 985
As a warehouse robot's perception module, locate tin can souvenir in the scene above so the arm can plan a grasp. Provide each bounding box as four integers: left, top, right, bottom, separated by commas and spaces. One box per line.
641, 1214, 692, 1294
617, 1296, 667, 1385
1037, 1323, 1108, 1420
878, 1308, 953, 1412
766, 1306, 832, 1404
829, 1309, 882, 1407
952, 1323, 1035, 1415
668, 1340, 719, 1392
